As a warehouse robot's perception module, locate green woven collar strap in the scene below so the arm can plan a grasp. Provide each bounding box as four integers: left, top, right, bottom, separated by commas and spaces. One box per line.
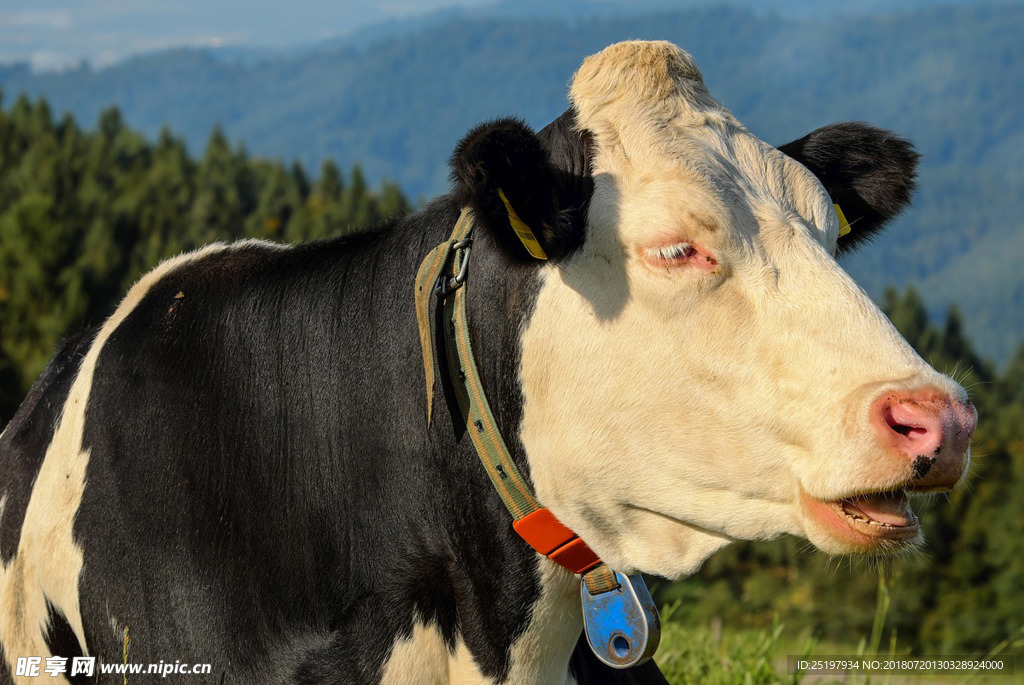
414, 207, 474, 424
414, 207, 618, 594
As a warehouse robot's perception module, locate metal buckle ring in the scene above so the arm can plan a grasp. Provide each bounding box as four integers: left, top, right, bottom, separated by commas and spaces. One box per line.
435, 239, 473, 296
451, 243, 472, 286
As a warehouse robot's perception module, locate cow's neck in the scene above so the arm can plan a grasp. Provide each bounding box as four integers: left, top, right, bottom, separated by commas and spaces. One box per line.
367, 200, 585, 683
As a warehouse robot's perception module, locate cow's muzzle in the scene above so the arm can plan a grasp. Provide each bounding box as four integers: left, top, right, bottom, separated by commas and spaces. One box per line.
800, 387, 976, 553
871, 388, 977, 492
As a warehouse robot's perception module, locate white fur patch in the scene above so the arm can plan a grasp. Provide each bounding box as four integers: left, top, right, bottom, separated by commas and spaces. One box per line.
517, 41, 967, 577
0, 240, 283, 683
378, 622, 499, 685
378, 561, 580, 685
503, 561, 581, 685
379, 621, 451, 685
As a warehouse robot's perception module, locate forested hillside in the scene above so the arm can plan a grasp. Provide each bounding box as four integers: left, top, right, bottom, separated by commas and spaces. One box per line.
2, 3, 1021, 363
0, 95, 410, 425
0, 97, 1021, 658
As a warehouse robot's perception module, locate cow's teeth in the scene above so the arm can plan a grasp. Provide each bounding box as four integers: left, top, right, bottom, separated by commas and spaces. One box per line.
847, 514, 896, 527
840, 493, 917, 528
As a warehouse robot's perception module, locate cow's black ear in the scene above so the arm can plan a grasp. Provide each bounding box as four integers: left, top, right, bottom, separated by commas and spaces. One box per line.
450, 117, 586, 261
778, 122, 919, 253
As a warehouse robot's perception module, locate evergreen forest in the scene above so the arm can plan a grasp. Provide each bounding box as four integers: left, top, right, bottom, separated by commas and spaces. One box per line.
0, 93, 410, 422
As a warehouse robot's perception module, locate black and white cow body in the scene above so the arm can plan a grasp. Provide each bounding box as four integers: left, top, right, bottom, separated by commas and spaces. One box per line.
1, 42, 976, 684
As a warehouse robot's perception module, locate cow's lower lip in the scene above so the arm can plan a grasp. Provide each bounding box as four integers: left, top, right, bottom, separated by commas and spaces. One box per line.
833, 491, 919, 537
802, 487, 921, 548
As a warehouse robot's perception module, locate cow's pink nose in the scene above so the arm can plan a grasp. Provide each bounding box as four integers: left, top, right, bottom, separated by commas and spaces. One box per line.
883, 401, 945, 455
874, 390, 977, 490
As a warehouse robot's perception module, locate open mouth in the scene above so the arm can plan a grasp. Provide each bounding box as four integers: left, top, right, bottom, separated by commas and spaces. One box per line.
802, 487, 922, 549
832, 491, 919, 538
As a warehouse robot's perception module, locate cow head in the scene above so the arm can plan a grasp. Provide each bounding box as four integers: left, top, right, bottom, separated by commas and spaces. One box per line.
451, 41, 976, 579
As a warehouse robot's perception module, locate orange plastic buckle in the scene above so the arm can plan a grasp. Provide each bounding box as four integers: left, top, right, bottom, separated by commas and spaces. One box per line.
512, 507, 601, 575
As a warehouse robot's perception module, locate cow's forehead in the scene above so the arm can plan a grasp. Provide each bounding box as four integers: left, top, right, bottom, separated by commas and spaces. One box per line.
572, 40, 839, 244
570, 39, 722, 142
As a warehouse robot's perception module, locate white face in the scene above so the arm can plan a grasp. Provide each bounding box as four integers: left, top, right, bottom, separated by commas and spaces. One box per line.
518, 41, 975, 579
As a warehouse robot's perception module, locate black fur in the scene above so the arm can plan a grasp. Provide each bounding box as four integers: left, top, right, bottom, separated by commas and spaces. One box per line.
450, 109, 592, 261
778, 122, 919, 253
43, 602, 89, 685
535, 107, 595, 248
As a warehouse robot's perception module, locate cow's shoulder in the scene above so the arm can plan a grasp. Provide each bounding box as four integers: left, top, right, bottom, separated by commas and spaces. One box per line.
0, 327, 94, 563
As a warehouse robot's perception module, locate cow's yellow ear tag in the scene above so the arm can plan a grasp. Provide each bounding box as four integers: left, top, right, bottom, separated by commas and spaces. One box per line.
834, 203, 852, 237
498, 188, 548, 260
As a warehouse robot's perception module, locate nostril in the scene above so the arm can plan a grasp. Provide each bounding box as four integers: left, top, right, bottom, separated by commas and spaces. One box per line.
883, 404, 930, 440
879, 399, 946, 458
891, 424, 924, 438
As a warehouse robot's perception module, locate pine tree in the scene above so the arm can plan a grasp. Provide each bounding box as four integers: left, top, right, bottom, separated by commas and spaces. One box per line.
0, 97, 411, 426
191, 127, 247, 245
308, 160, 346, 240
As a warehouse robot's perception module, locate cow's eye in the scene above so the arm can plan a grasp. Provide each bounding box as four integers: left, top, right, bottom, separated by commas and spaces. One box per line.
645, 242, 696, 263
640, 240, 720, 272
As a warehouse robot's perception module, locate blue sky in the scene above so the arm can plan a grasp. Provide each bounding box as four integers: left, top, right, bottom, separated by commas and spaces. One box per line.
0, 0, 495, 70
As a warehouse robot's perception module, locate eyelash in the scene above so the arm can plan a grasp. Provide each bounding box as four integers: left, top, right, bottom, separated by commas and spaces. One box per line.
646, 242, 696, 261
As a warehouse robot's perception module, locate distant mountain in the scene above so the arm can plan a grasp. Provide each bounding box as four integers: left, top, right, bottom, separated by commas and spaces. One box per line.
1, 2, 1022, 364
1, 0, 999, 72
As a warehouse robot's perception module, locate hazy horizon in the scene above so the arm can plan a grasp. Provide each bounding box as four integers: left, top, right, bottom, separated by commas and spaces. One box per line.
1, 0, 1008, 72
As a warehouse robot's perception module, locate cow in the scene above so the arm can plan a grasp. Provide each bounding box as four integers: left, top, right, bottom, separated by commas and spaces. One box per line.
0, 40, 976, 684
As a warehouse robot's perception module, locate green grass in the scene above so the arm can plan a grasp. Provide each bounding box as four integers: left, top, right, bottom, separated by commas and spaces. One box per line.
655, 616, 1021, 685
655, 605, 807, 685
654, 571, 1023, 685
